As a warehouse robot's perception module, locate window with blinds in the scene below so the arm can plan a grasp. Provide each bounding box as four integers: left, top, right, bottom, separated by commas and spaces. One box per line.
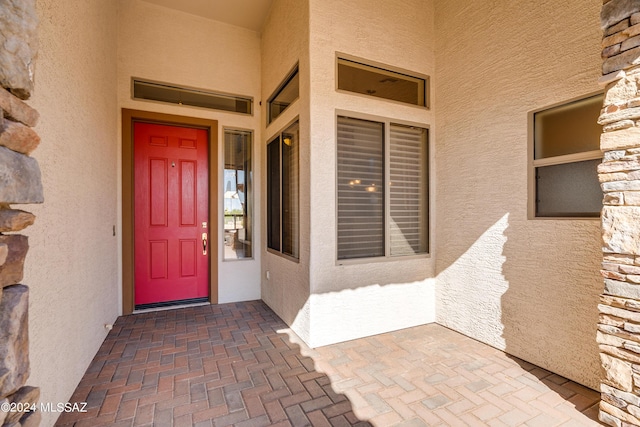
337, 116, 429, 261
389, 124, 428, 256
267, 120, 299, 259
337, 117, 385, 259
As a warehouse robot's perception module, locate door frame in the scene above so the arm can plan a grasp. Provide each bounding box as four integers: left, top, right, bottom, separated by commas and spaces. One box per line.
122, 108, 218, 315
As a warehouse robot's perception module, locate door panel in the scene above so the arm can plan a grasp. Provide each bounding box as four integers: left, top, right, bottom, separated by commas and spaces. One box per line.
149, 158, 168, 226
134, 122, 209, 306
180, 160, 196, 226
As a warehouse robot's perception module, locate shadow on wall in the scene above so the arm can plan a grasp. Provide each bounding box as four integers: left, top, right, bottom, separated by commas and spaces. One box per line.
291, 278, 436, 348
436, 207, 601, 389
436, 210, 601, 410
501, 217, 601, 390
435, 213, 511, 350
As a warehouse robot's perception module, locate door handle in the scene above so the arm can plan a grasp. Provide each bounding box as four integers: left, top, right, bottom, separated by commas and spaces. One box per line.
202, 232, 208, 255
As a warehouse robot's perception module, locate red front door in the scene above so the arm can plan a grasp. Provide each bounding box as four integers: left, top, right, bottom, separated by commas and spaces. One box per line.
134, 122, 209, 306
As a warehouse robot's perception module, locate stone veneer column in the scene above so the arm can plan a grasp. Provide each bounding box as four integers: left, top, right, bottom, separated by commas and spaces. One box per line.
598, 1, 640, 426
0, 1, 42, 426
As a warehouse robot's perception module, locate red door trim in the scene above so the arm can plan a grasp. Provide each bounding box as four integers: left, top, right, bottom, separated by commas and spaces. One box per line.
122, 109, 218, 315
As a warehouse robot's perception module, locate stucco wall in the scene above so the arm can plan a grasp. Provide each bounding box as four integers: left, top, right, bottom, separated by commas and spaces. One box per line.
117, 0, 263, 305
260, 0, 312, 343
434, 0, 603, 389
26, 1, 119, 425
305, 0, 437, 347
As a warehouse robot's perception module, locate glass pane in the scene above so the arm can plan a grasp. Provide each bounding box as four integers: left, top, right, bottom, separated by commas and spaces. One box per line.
223, 130, 252, 260
389, 124, 428, 256
337, 58, 426, 107
534, 94, 603, 159
536, 159, 602, 217
337, 116, 385, 260
267, 138, 281, 251
268, 67, 299, 124
281, 122, 299, 258
133, 80, 252, 114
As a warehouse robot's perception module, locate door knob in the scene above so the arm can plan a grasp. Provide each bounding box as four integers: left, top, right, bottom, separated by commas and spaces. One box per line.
202, 232, 208, 255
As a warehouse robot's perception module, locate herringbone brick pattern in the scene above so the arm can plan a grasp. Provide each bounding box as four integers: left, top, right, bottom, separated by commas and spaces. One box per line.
55, 301, 601, 426
307, 325, 602, 426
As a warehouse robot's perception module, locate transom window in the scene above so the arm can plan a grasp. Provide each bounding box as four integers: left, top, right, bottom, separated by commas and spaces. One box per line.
267, 66, 299, 125
337, 57, 428, 107
337, 115, 429, 261
132, 78, 252, 115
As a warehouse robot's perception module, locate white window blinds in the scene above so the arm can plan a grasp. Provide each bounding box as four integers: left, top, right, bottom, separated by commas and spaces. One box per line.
337, 116, 429, 261
337, 117, 385, 260
389, 125, 428, 256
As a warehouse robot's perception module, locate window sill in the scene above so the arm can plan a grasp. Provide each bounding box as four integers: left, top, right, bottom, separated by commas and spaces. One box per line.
266, 248, 300, 264
336, 253, 431, 267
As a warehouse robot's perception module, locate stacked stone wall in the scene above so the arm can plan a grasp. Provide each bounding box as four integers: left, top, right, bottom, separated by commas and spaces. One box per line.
599, 1, 640, 426
0, 0, 42, 426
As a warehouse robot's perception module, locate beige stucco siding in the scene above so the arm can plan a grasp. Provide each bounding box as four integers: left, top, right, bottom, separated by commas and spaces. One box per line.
20, 5, 610, 425
117, 0, 263, 304
305, 0, 437, 347
26, 1, 119, 425
434, 0, 603, 389
260, 0, 312, 344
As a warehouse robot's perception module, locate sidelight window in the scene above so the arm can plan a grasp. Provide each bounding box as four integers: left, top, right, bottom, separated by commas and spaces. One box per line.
223, 129, 253, 260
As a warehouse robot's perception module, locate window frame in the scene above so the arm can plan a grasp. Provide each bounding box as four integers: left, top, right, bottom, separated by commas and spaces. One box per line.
266, 118, 300, 262
222, 127, 254, 261
528, 91, 603, 220
335, 53, 430, 109
335, 111, 430, 265
267, 64, 299, 126
132, 77, 253, 115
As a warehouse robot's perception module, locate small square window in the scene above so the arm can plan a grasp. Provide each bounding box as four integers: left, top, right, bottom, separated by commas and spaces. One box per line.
531, 93, 603, 218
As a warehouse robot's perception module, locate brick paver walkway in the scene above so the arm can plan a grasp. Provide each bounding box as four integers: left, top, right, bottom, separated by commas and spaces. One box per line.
55, 301, 601, 426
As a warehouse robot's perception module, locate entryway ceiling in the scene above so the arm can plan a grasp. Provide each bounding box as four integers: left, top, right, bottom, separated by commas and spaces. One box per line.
139, 0, 273, 32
